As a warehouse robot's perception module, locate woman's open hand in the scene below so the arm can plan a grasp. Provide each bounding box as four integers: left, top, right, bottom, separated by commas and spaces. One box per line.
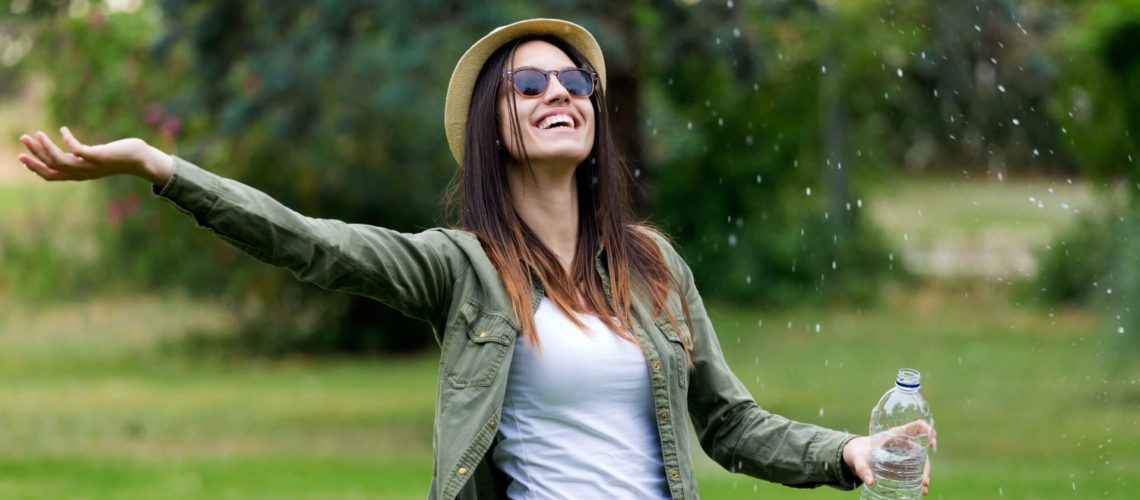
18, 127, 172, 185
842, 420, 937, 496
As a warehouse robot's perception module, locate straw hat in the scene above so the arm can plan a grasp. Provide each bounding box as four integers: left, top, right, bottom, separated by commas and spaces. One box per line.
443, 18, 607, 166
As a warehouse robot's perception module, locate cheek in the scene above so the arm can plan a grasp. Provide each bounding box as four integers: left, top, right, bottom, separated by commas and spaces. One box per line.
583, 107, 597, 142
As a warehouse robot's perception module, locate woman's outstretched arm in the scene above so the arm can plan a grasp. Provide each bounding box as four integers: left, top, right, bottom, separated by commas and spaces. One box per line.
17, 128, 459, 326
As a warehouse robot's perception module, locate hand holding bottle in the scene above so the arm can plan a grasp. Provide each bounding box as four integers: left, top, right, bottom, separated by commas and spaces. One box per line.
844, 420, 937, 496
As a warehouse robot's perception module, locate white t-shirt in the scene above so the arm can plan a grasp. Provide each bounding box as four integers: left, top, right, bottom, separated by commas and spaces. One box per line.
492, 297, 670, 499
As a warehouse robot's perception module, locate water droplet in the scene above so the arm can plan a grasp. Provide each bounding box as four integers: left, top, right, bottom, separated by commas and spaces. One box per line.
997, 172, 1004, 181
728, 234, 738, 246
1012, 118, 1021, 126
975, 24, 982, 32
815, 323, 821, 332
745, 135, 753, 146
718, 117, 724, 127
904, 233, 909, 242
897, 68, 903, 78
1107, 288, 1113, 295
733, 27, 741, 38
821, 65, 827, 74
819, 407, 825, 417
806, 187, 812, 196
687, 122, 693, 130
746, 275, 752, 284
1033, 148, 1040, 157
1119, 326, 1125, 334
756, 175, 762, 184
998, 84, 1006, 93
857, 199, 863, 208
831, 261, 837, 270
999, 487, 1004, 496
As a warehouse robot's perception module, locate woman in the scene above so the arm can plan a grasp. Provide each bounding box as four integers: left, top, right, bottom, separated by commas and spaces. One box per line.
17, 18, 933, 499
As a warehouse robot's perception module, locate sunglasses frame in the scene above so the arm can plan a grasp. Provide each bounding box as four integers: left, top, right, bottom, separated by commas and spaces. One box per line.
503, 67, 598, 99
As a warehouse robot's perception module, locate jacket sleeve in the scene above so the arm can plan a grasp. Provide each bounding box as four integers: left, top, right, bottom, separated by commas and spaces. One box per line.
665, 244, 861, 490
151, 155, 457, 323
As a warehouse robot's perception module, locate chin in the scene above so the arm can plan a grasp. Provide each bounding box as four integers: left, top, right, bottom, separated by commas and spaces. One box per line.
527, 146, 591, 166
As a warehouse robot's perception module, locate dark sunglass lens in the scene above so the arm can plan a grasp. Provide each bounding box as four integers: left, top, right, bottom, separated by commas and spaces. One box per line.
559, 70, 593, 97
512, 70, 548, 96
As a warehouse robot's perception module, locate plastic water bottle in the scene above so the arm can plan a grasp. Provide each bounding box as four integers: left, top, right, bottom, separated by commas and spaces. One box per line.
860, 368, 934, 500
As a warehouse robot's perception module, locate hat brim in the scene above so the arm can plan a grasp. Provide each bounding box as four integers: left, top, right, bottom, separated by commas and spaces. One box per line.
444, 18, 606, 167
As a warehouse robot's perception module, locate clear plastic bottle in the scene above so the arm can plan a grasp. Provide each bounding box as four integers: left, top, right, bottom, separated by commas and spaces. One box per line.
860, 368, 934, 500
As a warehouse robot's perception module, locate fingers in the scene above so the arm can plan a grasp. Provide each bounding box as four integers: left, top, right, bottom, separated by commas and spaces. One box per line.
841, 436, 876, 486
36, 131, 82, 167
20, 133, 52, 166
18, 153, 69, 181
60, 126, 94, 160
922, 456, 932, 495
856, 459, 875, 486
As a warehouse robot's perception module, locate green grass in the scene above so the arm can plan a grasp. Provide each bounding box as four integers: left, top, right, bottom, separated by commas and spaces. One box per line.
867, 174, 1104, 278
1, 285, 1137, 498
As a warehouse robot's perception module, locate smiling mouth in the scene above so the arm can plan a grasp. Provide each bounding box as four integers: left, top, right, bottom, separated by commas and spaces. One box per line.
535, 114, 576, 130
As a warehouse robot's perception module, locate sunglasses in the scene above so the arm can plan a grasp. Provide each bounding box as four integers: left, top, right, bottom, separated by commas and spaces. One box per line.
504, 67, 597, 98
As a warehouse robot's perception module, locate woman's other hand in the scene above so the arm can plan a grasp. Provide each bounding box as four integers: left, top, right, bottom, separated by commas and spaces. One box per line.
842, 420, 937, 496
18, 127, 173, 185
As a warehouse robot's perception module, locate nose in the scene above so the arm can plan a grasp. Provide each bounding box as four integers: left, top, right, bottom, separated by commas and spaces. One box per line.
543, 72, 572, 104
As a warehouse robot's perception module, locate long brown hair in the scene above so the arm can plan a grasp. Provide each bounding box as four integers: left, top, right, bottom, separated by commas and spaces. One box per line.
443, 35, 693, 364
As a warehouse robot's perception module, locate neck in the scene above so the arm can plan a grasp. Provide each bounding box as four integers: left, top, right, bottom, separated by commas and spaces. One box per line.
507, 159, 579, 273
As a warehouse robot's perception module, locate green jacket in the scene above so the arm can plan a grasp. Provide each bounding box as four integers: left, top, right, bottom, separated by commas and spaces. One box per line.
153, 156, 860, 499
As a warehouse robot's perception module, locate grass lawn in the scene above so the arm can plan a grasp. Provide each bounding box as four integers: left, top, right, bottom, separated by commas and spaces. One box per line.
1, 283, 1137, 498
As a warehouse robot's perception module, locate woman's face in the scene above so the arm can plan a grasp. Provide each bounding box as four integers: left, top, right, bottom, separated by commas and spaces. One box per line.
497, 40, 596, 169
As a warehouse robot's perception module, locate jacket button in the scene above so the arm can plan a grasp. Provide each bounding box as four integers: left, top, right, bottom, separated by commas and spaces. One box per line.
670, 469, 680, 478
489, 419, 497, 429
457, 467, 468, 476
478, 331, 487, 338
660, 411, 670, 422
651, 361, 661, 371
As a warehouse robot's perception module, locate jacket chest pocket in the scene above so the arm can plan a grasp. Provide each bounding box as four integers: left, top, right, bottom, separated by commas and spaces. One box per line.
655, 316, 691, 390
444, 300, 515, 389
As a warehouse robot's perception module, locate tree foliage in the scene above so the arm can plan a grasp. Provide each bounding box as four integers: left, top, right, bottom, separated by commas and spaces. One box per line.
7, 0, 1133, 354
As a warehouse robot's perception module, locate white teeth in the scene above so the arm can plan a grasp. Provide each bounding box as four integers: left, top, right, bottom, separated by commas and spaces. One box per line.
538, 114, 574, 129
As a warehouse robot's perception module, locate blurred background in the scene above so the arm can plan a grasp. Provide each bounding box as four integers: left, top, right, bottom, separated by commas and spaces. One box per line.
1, 0, 1138, 498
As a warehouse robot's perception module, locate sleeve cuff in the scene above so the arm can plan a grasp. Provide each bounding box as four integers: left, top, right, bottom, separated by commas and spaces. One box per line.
150, 155, 221, 220
833, 433, 863, 490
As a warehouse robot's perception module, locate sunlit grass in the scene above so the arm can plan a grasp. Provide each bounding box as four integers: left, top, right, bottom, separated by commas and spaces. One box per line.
867, 174, 1106, 278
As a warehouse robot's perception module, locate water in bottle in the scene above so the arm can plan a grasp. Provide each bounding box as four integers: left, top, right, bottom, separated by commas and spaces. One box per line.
860, 368, 934, 500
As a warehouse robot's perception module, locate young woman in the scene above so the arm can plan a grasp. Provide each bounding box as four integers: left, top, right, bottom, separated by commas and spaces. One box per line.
17, 18, 933, 500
